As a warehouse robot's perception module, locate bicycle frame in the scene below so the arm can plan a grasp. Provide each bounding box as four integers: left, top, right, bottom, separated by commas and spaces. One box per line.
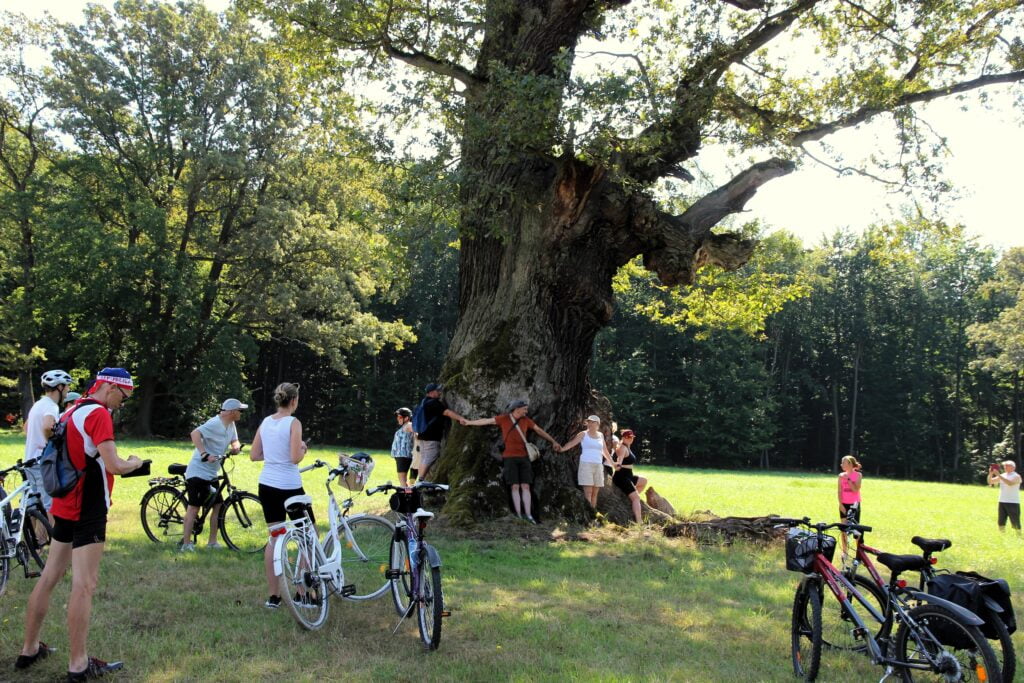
810, 548, 888, 663
0, 464, 44, 559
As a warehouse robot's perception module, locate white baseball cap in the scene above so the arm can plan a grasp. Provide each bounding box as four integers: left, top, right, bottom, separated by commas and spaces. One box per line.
221, 398, 249, 411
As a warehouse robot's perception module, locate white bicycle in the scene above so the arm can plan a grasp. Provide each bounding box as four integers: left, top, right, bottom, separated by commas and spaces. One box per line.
0, 458, 53, 597
272, 454, 394, 630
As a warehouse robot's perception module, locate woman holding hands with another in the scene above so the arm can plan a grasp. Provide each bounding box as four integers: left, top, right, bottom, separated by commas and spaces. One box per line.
560, 415, 615, 510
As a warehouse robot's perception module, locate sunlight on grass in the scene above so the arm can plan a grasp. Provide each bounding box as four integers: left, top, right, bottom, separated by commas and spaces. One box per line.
0, 431, 1019, 681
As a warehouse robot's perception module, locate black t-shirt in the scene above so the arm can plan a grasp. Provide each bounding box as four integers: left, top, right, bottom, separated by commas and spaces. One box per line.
418, 397, 449, 441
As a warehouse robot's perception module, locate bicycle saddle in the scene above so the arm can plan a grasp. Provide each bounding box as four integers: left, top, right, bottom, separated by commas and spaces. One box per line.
284, 494, 313, 511
413, 508, 434, 519
910, 536, 951, 554
876, 552, 930, 575
168, 464, 187, 475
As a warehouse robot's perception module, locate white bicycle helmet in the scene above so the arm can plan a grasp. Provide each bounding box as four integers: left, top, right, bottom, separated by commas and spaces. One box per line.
40, 369, 73, 388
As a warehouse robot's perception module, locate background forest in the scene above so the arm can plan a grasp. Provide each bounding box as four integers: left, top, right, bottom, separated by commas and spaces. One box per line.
1, 2, 1022, 483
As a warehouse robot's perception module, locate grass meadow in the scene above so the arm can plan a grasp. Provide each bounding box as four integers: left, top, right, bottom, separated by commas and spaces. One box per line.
0, 430, 1020, 682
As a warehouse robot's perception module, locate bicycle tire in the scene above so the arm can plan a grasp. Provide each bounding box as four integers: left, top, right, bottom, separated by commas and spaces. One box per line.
792, 578, 823, 681
819, 572, 886, 651
339, 515, 393, 601
278, 529, 330, 630
417, 563, 443, 650
219, 492, 266, 553
0, 552, 8, 598
894, 603, 1002, 683
986, 607, 1015, 683
389, 532, 412, 616
140, 485, 189, 545
23, 508, 52, 571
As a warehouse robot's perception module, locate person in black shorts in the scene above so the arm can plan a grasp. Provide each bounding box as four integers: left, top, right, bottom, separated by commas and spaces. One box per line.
17, 368, 145, 680
612, 430, 648, 524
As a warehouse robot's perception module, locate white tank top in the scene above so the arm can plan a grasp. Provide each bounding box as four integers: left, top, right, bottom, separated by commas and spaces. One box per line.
580, 432, 605, 464
257, 415, 302, 490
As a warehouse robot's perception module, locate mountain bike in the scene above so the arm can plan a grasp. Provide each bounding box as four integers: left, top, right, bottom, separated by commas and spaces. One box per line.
777, 517, 1001, 682
139, 450, 264, 552
847, 534, 1017, 682
367, 481, 450, 650
0, 459, 53, 596
272, 455, 394, 630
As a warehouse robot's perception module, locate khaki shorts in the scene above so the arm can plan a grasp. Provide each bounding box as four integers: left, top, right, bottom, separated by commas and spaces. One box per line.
578, 462, 605, 487
418, 440, 441, 471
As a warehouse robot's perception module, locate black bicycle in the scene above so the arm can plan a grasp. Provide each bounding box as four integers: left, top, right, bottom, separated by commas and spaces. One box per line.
139, 451, 264, 552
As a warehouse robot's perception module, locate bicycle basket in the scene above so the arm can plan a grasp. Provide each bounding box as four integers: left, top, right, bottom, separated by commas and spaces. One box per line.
338, 452, 374, 492
785, 528, 836, 572
389, 489, 422, 514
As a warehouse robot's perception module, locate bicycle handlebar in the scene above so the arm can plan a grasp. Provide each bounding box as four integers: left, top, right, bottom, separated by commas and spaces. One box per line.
772, 517, 872, 534
366, 481, 450, 496
0, 459, 37, 477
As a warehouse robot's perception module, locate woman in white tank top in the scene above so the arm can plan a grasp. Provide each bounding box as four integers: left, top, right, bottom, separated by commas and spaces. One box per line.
559, 415, 613, 510
251, 382, 308, 608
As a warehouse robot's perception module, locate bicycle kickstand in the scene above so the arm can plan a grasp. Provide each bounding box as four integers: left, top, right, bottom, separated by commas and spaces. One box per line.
878, 665, 897, 683
391, 601, 417, 635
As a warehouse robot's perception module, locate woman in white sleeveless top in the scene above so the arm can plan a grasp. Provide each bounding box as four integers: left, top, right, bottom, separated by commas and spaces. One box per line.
560, 415, 614, 510
250, 382, 308, 609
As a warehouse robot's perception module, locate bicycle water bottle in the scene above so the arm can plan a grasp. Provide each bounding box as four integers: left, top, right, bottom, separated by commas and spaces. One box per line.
408, 536, 419, 570
205, 484, 217, 506
9, 508, 21, 529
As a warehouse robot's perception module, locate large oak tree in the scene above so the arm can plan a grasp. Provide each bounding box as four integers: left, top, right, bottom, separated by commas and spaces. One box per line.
254, 0, 1024, 522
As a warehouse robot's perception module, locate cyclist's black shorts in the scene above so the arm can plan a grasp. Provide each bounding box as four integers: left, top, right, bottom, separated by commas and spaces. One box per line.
394, 457, 412, 474
258, 484, 315, 525
185, 477, 224, 507
52, 514, 106, 549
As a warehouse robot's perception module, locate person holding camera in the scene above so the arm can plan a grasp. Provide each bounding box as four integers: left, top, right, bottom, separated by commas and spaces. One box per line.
179, 398, 247, 552
988, 460, 1021, 535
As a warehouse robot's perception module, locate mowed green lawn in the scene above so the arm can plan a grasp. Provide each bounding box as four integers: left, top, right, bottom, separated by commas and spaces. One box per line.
0, 430, 1020, 682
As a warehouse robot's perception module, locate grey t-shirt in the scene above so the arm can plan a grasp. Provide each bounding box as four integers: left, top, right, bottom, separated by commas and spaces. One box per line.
185, 416, 238, 480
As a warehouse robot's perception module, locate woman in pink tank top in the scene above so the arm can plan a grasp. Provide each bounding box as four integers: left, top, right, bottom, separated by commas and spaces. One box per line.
838, 455, 863, 556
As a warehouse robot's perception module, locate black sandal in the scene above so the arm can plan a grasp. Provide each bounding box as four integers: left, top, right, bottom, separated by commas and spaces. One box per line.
13, 641, 55, 670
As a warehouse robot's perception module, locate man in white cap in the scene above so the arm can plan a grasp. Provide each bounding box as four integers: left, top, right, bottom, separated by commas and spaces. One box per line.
179, 398, 247, 551
988, 459, 1021, 535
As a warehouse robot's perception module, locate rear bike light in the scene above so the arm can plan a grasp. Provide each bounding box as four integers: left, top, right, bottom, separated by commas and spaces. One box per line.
896, 579, 907, 589
929, 557, 938, 565
269, 526, 287, 538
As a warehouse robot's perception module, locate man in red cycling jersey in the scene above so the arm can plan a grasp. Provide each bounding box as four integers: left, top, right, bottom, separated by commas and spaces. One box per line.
15, 368, 144, 681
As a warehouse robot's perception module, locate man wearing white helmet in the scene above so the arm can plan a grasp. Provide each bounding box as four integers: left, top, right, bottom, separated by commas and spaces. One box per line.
22, 369, 75, 518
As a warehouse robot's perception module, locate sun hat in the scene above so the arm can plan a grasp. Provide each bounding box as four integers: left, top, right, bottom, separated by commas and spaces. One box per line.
620, 429, 635, 439
508, 399, 529, 411
221, 398, 248, 411
63, 391, 81, 405
586, 415, 600, 423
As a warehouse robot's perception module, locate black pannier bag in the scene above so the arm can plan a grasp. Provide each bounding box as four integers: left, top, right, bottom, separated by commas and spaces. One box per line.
785, 528, 836, 572
928, 571, 1016, 641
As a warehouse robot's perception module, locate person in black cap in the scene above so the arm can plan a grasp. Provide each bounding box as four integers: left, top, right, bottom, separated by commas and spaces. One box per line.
411, 383, 467, 482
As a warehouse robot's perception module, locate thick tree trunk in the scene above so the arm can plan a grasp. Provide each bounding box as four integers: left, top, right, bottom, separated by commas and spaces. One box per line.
18, 367, 34, 422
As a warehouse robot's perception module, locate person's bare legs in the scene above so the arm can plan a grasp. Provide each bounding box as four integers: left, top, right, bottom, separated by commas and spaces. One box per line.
520, 485, 532, 518
181, 505, 200, 546
510, 484, 523, 516
635, 477, 647, 495
67, 542, 105, 673
21, 540, 72, 656
264, 536, 278, 597
207, 503, 222, 545
628, 491, 642, 524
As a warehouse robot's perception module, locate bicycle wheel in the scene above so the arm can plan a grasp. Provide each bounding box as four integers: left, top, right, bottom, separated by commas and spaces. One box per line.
278, 529, 330, 630
0, 552, 9, 598
417, 563, 443, 650
985, 608, 1015, 683
23, 508, 52, 571
140, 485, 189, 544
389, 533, 412, 616
219, 492, 266, 553
792, 579, 823, 681
894, 603, 1001, 682
322, 514, 393, 601
819, 573, 886, 651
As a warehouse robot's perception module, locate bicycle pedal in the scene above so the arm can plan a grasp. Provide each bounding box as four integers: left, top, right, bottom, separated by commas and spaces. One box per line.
23, 570, 40, 579
440, 610, 451, 618
340, 583, 357, 597
385, 569, 403, 580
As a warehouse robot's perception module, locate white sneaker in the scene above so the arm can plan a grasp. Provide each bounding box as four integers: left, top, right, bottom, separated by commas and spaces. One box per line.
206, 542, 224, 550
179, 542, 196, 553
